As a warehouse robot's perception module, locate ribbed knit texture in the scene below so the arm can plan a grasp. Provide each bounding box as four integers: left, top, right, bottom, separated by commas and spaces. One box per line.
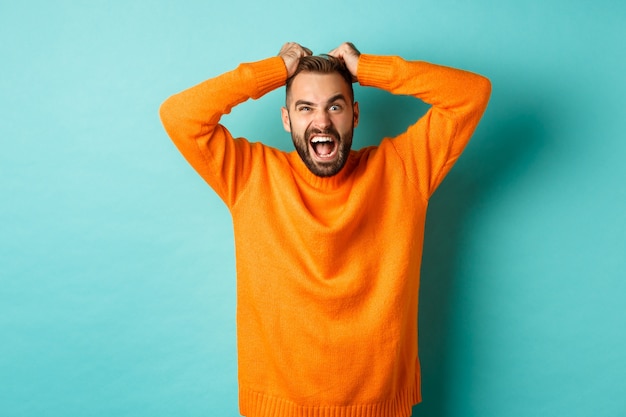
160, 54, 491, 417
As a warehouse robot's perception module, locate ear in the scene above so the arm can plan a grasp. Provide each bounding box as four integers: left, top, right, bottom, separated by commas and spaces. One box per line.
281, 106, 292, 133
353, 101, 360, 128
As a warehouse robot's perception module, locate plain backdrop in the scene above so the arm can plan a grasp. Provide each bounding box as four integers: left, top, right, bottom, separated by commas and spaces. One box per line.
1, 1, 625, 416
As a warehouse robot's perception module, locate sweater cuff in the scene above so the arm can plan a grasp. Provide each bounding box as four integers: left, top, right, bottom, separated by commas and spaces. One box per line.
241, 56, 288, 100
357, 54, 398, 90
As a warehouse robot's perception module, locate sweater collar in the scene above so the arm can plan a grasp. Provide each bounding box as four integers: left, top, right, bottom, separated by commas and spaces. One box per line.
287, 151, 357, 191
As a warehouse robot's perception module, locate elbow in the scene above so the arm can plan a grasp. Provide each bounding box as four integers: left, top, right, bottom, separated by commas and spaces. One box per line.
159, 97, 174, 128
463, 74, 492, 119
159, 95, 181, 135
467, 74, 492, 114
478, 75, 492, 107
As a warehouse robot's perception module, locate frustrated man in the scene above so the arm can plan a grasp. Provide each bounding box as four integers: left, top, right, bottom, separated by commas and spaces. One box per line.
160, 41, 491, 417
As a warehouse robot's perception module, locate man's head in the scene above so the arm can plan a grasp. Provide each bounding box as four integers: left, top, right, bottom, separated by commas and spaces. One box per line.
281, 55, 359, 178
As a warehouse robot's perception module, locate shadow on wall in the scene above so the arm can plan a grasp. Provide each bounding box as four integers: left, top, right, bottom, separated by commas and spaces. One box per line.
412, 98, 547, 416
355, 80, 548, 415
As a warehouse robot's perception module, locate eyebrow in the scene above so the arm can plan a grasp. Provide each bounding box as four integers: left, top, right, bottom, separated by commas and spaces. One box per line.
293, 94, 348, 108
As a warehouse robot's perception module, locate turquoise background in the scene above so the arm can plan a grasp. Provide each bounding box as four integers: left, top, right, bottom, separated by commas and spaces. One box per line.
1, 1, 625, 416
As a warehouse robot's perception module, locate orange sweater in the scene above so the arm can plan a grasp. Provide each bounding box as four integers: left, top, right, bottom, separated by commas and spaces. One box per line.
160, 54, 491, 417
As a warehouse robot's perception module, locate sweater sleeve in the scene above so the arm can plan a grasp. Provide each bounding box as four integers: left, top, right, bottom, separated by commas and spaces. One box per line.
357, 54, 492, 198
159, 56, 287, 207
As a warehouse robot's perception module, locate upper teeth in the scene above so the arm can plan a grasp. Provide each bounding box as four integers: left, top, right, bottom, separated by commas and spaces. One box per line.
312, 137, 332, 143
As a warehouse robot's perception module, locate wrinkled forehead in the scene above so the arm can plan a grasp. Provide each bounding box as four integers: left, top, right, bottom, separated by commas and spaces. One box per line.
286, 71, 353, 107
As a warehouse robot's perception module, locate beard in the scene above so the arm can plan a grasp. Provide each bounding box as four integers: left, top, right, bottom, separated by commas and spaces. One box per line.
291, 124, 354, 178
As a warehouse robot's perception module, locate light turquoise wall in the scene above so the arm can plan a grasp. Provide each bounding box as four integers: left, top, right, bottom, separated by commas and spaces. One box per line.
1, 1, 624, 416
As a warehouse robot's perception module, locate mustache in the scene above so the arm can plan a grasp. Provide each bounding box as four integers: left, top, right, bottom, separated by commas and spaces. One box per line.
306, 126, 340, 141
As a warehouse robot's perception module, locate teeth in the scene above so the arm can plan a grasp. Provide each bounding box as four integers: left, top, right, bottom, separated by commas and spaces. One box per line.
311, 136, 333, 143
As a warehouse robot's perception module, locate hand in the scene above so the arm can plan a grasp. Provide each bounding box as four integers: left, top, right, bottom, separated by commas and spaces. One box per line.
328, 42, 361, 82
278, 42, 313, 77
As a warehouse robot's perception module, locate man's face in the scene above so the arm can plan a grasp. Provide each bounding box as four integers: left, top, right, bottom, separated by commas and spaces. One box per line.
282, 72, 359, 177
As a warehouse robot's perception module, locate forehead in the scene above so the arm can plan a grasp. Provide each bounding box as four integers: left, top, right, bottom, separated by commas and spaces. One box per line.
287, 72, 351, 106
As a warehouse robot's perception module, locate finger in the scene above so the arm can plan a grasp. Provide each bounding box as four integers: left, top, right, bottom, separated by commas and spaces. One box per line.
345, 42, 360, 55
329, 42, 360, 58
327, 48, 339, 58
279, 42, 299, 53
278, 42, 295, 55
328, 44, 349, 59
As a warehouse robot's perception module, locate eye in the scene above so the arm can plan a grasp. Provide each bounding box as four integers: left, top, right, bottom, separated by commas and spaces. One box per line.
298, 106, 312, 112
329, 104, 342, 111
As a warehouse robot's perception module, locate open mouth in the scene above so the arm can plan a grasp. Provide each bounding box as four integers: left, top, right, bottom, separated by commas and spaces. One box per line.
309, 135, 338, 161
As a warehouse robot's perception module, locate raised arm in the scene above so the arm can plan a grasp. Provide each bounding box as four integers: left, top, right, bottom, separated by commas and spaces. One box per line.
347, 45, 491, 197
159, 43, 311, 205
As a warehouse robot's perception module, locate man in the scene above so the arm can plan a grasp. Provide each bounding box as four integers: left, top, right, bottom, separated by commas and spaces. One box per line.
160, 42, 491, 417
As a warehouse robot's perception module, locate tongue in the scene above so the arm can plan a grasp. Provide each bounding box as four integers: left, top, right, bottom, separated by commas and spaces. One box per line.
314, 142, 334, 156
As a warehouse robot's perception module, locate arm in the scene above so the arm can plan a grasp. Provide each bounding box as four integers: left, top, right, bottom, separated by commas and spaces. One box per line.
159, 43, 311, 206
331, 43, 492, 197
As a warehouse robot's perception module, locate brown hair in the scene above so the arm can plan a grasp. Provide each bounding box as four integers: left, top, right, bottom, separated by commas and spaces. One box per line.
285, 55, 354, 104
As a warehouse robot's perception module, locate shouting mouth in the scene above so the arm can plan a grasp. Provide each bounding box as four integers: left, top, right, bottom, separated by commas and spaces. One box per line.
309, 135, 338, 162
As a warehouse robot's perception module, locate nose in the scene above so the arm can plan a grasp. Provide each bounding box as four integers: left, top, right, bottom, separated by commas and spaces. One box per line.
313, 109, 331, 129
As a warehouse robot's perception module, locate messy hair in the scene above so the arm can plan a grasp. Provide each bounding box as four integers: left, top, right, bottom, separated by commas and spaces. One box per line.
285, 55, 354, 105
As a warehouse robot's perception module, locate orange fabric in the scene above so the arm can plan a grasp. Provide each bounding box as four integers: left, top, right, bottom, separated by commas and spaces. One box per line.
160, 54, 491, 417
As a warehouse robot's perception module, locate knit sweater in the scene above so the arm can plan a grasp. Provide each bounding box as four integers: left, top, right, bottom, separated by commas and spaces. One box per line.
160, 54, 491, 417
